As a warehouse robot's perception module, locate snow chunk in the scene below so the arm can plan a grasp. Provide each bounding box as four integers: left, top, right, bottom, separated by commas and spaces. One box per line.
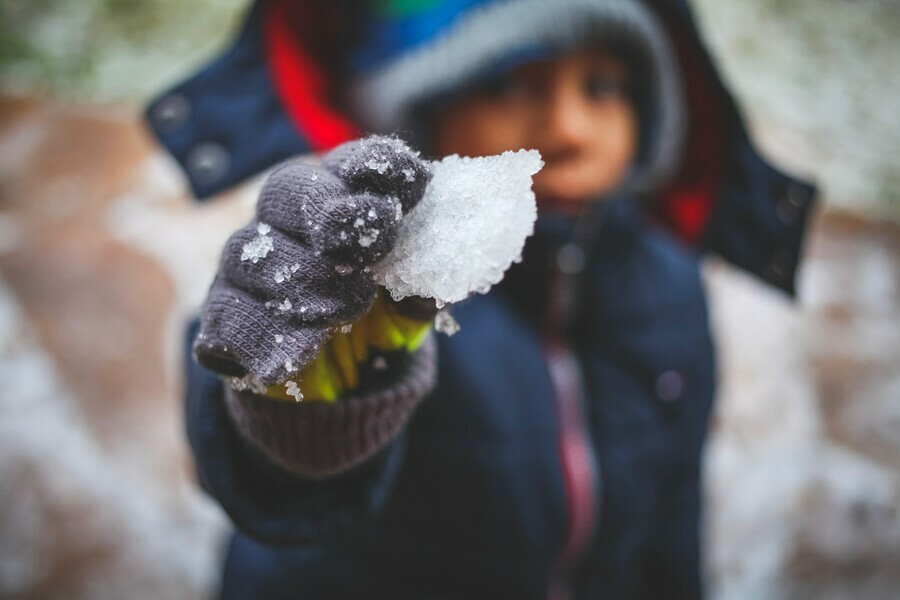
358, 228, 379, 248
434, 309, 460, 336
285, 380, 303, 401
241, 223, 274, 263
274, 265, 293, 283
228, 374, 267, 395
373, 150, 542, 306
365, 158, 390, 174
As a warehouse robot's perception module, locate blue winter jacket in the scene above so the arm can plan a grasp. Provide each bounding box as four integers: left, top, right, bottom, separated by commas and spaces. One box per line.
155, 1, 817, 598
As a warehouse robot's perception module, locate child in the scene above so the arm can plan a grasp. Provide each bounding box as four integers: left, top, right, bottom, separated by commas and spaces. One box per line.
147, 0, 816, 598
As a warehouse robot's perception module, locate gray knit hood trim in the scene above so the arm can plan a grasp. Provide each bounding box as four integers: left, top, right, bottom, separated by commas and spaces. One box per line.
352, 0, 686, 193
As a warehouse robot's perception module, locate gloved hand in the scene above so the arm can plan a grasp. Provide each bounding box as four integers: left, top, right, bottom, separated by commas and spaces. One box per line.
194, 135, 432, 388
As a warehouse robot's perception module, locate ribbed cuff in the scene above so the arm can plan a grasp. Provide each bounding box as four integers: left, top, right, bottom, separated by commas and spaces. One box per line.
224, 335, 437, 478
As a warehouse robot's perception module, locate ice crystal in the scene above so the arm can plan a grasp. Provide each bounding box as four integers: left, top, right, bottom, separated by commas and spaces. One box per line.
228, 374, 267, 395
434, 309, 461, 336
285, 380, 304, 401
358, 228, 379, 248
365, 158, 390, 174
241, 222, 274, 263
274, 266, 293, 283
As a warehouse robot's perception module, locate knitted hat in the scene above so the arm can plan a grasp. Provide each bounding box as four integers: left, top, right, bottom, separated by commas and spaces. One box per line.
349, 0, 686, 192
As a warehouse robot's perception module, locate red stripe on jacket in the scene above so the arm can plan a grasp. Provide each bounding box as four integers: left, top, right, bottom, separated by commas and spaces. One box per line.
264, 0, 358, 152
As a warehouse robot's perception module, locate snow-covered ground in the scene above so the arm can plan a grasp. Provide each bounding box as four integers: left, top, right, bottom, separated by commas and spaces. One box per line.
0, 97, 235, 600
704, 220, 900, 599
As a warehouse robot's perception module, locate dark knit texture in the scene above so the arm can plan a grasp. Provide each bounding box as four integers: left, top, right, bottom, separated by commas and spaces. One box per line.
194, 136, 432, 385
225, 335, 437, 478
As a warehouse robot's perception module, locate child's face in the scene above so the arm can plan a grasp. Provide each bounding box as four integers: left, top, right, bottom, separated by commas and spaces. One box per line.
433, 50, 637, 210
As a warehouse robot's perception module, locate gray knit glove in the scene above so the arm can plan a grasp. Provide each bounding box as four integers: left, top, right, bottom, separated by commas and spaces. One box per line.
194, 136, 431, 386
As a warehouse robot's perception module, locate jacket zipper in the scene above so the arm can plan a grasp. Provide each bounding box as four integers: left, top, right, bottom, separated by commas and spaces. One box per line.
545, 247, 601, 600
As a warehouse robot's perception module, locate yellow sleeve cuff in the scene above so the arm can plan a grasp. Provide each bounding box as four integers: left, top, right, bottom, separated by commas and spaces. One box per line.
263, 290, 432, 403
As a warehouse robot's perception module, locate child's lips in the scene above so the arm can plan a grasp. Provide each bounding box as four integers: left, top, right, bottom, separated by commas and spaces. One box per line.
535, 162, 599, 197
534, 172, 597, 208
536, 195, 589, 216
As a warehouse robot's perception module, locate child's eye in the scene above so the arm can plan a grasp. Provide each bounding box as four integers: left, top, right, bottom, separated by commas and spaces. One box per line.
482, 75, 531, 101
585, 76, 626, 100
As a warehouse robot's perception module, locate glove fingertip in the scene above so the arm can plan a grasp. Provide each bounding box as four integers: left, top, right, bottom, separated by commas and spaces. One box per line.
322, 135, 432, 212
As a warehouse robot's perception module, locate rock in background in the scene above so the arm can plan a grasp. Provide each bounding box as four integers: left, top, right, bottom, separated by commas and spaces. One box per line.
0, 1, 898, 599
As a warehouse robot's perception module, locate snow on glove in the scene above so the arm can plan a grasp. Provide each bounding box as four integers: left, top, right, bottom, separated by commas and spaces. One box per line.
194, 136, 432, 387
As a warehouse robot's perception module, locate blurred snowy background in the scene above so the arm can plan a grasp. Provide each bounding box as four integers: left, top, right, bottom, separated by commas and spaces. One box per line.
0, 1, 898, 599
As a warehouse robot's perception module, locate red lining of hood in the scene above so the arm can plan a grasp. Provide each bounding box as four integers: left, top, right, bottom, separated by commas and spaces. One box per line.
654, 5, 727, 245
265, 0, 358, 152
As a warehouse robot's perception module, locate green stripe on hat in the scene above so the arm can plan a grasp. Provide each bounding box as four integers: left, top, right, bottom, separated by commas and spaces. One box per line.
375, 0, 445, 16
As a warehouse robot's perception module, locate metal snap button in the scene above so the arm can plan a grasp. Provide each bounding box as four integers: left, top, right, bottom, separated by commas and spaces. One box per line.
786, 182, 808, 208
655, 370, 684, 402
777, 182, 808, 225
776, 198, 799, 225
770, 248, 792, 278
152, 93, 191, 132
187, 142, 230, 185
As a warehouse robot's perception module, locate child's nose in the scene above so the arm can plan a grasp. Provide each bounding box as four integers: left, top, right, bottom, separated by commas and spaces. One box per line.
540, 86, 593, 155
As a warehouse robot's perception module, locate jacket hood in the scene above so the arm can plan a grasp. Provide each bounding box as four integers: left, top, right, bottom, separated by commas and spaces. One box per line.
145, 0, 817, 296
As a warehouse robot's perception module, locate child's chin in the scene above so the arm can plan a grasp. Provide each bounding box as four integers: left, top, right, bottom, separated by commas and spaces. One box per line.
537, 196, 591, 216
534, 179, 607, 213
